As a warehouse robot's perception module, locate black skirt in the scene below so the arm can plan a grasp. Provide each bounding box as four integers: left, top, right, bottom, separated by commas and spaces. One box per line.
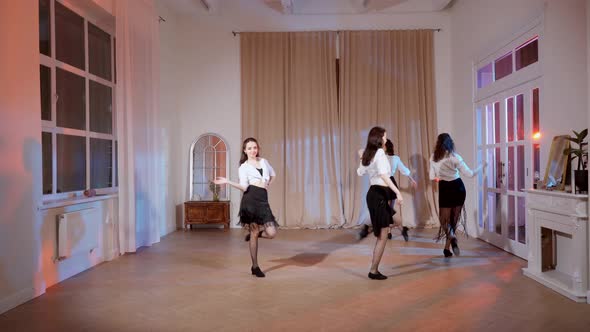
438, 178, 466, 208
238, 186, 279, 228
366, 185, 396, 237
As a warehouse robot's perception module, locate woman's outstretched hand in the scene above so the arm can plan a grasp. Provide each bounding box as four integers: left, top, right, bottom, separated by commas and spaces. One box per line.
213, 177, 228, 185
409, 177, 418, 189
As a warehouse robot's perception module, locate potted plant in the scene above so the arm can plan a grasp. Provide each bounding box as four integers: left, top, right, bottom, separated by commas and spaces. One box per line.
564, 129, 588, 193
209, 181, 221, 201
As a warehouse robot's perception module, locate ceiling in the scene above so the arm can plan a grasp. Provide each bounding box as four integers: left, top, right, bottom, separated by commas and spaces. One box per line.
162, 0, 454, 17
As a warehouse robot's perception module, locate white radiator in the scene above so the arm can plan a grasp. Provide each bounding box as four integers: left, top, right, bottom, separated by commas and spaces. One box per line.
57, 208, 99, 260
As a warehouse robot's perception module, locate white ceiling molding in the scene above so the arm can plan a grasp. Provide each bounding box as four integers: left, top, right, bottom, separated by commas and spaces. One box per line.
262, 0, 453, 15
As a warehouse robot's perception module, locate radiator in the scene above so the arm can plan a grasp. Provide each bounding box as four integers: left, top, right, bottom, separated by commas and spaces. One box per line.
57, 208, 99, 260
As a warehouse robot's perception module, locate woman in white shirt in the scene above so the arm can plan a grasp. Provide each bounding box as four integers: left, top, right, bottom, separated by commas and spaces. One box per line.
357, 127, 403, 280
429, 133, 485, 258
214, 137, 278, 278
384, 139, 417, 241
358, 139, 417, 242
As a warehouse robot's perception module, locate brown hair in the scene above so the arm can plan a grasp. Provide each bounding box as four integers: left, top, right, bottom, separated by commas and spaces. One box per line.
433, 133, 454, 162
361, 127, 386, 166
240, 137, 259, 164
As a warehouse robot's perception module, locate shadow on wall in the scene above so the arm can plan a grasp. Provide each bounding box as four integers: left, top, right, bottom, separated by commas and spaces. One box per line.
410, 153, 438, 228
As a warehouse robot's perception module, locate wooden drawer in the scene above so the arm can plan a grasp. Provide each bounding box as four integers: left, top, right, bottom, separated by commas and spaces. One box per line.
184, 201, 230, 230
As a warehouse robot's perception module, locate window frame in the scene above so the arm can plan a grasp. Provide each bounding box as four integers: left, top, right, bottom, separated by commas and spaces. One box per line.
189, 133, 231, 201
474, 17, 542, 103
40, 0, 117, 201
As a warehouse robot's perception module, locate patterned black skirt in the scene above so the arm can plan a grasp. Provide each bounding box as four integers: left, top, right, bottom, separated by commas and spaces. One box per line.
366, 185, 396, 237
238, 186, 279, 229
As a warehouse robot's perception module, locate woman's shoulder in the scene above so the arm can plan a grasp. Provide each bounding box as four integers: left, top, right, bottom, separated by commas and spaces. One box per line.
451, 152, 463, 161
375, 148, 385, 157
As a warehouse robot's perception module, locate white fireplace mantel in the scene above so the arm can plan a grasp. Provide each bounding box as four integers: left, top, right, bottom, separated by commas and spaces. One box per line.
523, 189, 589, 303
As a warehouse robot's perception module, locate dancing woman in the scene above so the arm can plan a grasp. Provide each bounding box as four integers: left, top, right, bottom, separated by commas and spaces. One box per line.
357, 127, 403, 280
429, 133, 485, 257
214, 137, 279, 277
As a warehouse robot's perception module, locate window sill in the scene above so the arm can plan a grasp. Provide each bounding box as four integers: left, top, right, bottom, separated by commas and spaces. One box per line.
40, 193, 118, 210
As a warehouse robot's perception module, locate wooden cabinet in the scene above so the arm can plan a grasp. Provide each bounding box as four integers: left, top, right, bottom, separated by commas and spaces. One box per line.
184, 201, 230, 230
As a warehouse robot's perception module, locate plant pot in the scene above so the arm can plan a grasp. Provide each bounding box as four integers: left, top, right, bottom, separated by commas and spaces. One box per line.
574, 170, 588, 193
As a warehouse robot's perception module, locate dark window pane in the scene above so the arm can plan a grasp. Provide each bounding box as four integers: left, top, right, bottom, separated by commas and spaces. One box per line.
516, 94, 524, 140
507, 97, 514, 142
477, 63, 493, 89
42, 132, 53, 194
90, 138, 112, 189
57, 134, 86, 192
89, 80, 112, 134
56, 68, 85, 130
88, 23, 112, 81
114, 141, 118, 187
55, 1, 85, 70
40, 65, 51, 121
516, 38, 538, 71
39, 0, 51, 56
532, 88, 540, 133
114, 37, 117, 83
494, 52, 513, 81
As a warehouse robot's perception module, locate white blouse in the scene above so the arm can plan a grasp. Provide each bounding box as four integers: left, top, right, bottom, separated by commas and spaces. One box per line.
390, 155, 411, 177
429, 152, 476, 182
239, 158, 276, 188
357, 149, 391, 186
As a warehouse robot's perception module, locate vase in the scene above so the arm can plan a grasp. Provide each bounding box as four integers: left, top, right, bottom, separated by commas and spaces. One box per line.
574, 169, 588, 194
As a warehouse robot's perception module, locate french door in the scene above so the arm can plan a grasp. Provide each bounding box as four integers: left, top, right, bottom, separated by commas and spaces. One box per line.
475, 80, 541, 259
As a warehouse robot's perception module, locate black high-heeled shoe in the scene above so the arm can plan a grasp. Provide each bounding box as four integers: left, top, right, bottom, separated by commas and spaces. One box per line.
387, 233, 392, 240
450, 238, 460, 256
251, 266, 265, 278
368, 271, 388, 280
401, 227, 409, 242
443, 249, 453, 257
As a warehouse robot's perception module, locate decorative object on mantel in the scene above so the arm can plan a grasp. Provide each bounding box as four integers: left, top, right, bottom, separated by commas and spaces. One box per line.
209, 181, 221, 201
543, 135, 570, 191
83, 189, 96, 197
564, 129, 588, 194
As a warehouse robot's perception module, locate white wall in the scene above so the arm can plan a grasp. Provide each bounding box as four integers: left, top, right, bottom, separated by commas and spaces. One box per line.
157, 0, 452, 227
0, 0, 121, 314
450, 0, 587, 236
156, 1, 182, 234
0, 0, 41, 314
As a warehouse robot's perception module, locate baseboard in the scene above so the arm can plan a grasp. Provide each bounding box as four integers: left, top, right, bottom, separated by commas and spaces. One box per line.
0, 287, 35, 315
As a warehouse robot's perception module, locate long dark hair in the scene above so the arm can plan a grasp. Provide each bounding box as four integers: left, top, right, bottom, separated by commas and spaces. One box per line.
240, 137, 259, 165
433, 133, 454, 162
384, 139, 395, 156
362, 127, 386, 166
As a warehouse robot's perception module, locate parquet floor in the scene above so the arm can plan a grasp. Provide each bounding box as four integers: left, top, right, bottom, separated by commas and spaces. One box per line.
1, 228, 590, 331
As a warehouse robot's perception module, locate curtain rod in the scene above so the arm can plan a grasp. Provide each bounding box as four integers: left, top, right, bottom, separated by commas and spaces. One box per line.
158, 16, 166, 23
231, 28, 441, 36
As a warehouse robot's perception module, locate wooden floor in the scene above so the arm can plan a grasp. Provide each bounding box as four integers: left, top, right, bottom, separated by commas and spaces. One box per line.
1, 228, 590, 331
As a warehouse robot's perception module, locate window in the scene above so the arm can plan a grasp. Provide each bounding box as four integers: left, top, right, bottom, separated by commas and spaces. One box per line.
494, 52, 513, 81
190, 134, 229, 201
476, 35, 539, 89
515, 37, 538, 71
40, 0, 116, 197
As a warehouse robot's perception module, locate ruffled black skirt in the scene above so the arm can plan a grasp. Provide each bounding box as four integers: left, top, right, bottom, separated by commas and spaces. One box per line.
238, 186, 279, 229
366, 185, 396, 237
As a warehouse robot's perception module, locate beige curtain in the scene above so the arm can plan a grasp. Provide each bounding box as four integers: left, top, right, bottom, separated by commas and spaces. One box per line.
241, 32, 344, 227
241, 33, 287, 224
338, 30, 439, 228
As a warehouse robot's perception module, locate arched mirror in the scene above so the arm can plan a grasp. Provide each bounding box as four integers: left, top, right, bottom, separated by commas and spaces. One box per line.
189, 134, 229, 201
